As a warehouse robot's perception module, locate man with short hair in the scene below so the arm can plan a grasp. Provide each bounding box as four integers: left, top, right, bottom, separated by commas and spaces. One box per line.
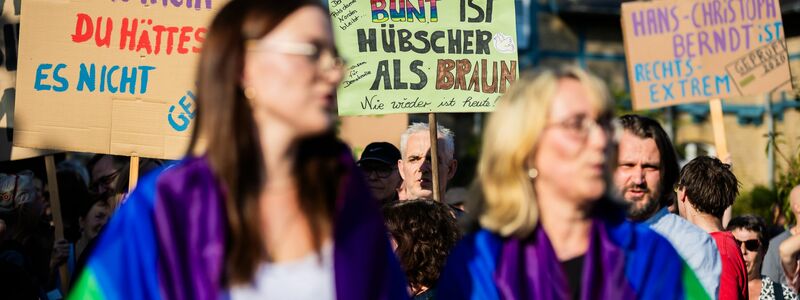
398, 123, 457, 201
677, 156, 748, 300
614, 114, 721, 298
762, 185, 800, 285
357, 142, 403, 205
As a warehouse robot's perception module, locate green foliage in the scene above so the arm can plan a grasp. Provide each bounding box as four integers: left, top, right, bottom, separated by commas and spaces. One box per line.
769, 132, 800, 224
733, 185, 777, 224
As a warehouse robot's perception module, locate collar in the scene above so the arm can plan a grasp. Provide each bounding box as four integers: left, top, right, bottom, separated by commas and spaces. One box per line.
643, 207, 670, 226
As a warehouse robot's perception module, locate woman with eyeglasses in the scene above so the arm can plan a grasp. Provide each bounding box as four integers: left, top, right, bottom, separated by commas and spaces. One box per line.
70, 1, 408, 299
728, 215, 798, 300
437, 67, 708, 299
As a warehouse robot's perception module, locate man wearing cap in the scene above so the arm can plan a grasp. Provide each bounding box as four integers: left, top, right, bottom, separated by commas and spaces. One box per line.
358, 142, 403, 206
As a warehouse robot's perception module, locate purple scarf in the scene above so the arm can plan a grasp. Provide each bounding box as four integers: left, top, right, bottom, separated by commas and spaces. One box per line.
494, 219, 636, 300
153, 149, 407, 299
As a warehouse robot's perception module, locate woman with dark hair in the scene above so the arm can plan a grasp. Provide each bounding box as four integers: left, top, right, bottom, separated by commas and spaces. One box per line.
383, 200, 461, 299
727, 215, 797, 300
70, 1, 408, 299
437, 67, 707, 299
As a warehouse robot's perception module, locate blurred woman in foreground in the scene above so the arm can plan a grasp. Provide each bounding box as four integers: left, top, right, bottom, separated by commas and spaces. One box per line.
69, 1, 407, 299
437, 67, 707, 299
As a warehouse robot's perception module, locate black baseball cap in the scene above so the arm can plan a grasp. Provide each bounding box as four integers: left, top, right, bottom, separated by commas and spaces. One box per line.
358, 142, 401, 165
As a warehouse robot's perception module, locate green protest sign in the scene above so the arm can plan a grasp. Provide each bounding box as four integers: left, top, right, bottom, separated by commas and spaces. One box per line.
330, 0, 519, 115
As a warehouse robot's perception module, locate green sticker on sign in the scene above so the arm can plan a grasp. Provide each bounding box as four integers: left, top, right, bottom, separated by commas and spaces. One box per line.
330, 0, 519, 116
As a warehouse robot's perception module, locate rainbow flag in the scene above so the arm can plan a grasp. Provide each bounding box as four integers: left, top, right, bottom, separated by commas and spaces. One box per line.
437, 213, 710, 300
71, 148, 409, 300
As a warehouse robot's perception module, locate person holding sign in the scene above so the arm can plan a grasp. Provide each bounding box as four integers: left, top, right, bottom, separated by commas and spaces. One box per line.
437, 67, 709, 299
69, 1, 408, 300
398, 123, 457, 201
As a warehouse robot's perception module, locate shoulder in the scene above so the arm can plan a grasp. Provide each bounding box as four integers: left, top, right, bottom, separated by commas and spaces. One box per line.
651, 214, 719, 255
445, 229, 503, 272
437, 229, 503, 300
603, 218, 708, 299
152, 157, 224, 209
769, 230, 792, 247
156, 156, 217, 188
710, 232, 739, 253
606, 217, 677, 253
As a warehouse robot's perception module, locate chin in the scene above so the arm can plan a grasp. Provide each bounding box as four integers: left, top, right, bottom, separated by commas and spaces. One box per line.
579, 183, 606, 201
297, 118, 333, 137
410, 190, 433, 200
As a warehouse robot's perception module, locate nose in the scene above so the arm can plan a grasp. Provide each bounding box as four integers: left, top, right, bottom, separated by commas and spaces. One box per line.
587, 122, 609, 150
631, 165, 645, 185
366, 170, 380, 180
325, 66, 344, 85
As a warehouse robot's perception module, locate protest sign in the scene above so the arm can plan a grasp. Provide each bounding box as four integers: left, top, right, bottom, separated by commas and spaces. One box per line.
340, 114, 408, 155
330, 0, 519, 115
621, 0, 792, 111
0, 0, 56, 161
14, 0, 223, 159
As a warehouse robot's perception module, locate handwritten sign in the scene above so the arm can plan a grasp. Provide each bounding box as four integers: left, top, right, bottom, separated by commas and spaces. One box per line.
14, 0, 222, 159
621, 0, 792, 110
330, 0, 519, 115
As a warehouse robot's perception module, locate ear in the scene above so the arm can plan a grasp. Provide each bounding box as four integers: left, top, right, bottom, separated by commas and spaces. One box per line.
447, 159, 458, 180
397, 159, 406, 181
240, 56, 253, 91
677, 188, 687, 203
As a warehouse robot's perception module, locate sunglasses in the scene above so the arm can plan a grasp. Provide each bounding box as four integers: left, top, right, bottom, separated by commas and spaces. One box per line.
359, 164, 395, 179
734, 238, 761, 252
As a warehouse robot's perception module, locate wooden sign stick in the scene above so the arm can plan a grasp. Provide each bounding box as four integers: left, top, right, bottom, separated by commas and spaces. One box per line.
45, 155, 70, 291
429, 113, 441, 202
709, 98, 729, 161
128, 156, 139, 192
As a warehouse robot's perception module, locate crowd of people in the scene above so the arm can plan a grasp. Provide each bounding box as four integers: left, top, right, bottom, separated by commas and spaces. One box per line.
1, 0, 800, 299
0, 154, 163, 299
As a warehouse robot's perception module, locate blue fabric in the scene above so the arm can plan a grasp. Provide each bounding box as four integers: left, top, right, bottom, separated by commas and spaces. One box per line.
644, 207, 721, 297
84, 169, 165, 300
439, 217, 694, 300
437, 230, 502, 300
608, 218, 687, 299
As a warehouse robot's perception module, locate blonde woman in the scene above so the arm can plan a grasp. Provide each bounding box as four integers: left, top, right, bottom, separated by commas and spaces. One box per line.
437, 67, 708, 299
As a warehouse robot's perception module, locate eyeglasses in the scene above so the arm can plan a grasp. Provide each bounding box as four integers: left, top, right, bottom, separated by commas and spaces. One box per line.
359, 164, 395, 179
546, 115, 621, 142
246, 40, 346, 72
734, 238, 761, 252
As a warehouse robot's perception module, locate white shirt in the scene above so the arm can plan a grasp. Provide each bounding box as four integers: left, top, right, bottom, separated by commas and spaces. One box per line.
644, 207, 723, 299
227, 244, 335, 300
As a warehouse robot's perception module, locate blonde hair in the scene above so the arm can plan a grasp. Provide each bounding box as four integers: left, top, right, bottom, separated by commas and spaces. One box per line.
475, 66, 613, 238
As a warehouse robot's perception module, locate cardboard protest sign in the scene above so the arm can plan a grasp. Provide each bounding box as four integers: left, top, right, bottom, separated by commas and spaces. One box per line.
340, 113, 408, 156
330, 0, 519, 115
621, 0, 793, 110
0, 0, 56, 161
14, 0, 223, 159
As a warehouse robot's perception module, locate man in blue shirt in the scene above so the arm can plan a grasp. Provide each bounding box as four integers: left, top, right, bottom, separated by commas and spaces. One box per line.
614, 114, 722, 298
